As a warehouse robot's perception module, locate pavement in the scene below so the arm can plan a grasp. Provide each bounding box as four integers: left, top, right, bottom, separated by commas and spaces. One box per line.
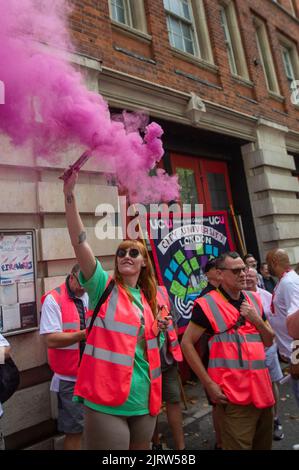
156, 375, 299, 451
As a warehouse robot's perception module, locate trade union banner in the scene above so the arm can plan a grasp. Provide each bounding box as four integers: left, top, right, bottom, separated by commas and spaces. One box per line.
147, 211, 234, 333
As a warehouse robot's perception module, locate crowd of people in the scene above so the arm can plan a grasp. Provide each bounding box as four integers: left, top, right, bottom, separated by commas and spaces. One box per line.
0, 173, 298, 451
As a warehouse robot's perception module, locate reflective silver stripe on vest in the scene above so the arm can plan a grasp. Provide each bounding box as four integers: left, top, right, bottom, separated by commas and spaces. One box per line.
245, 333, 262, 342
84, 344, 133, 367
151, 367, 161, 379
209, 358, 266, 370
170, 339, 179, 348
88, 316, 138, 336
105, 286, 119, 321
244, 291, 260, 315
204, 295, 227, 331
56, 343, 78, 351
88, 285, 139, 336
157, 286, 167, 303
147, 338, 159, 350
209, 332, 262, 345
62, 322, 79, 330
167, 324, 174, 332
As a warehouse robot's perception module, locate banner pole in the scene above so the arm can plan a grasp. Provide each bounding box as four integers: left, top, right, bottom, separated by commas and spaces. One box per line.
229, 204, 246, 257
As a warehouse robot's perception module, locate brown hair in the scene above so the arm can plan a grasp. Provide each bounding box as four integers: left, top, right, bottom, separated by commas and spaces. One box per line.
114, 239, 158, 318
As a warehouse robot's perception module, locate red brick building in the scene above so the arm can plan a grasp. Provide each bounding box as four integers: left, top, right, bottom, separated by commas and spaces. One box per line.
69, 0, 299, 261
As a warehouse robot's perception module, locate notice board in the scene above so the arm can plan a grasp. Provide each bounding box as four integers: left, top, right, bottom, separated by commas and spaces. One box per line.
0, 230, 37, 334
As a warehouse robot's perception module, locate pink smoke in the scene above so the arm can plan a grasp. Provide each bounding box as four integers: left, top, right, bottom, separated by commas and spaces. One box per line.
0, 0, 179, 203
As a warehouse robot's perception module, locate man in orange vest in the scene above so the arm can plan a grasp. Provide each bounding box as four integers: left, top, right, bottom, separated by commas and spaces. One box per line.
40, 264, 88, 450
182, 251, 275, 450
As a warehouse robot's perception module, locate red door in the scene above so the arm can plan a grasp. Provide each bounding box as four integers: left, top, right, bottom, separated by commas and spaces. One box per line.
170, 153, 236, 247
199, 159, 234, 212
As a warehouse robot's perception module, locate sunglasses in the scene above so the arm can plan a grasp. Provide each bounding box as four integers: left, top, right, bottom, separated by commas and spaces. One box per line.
220, 267, 247, 276
116, 248, 141, 259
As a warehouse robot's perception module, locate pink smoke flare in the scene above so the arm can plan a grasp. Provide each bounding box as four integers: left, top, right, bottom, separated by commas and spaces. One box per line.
0, 0, 180, 203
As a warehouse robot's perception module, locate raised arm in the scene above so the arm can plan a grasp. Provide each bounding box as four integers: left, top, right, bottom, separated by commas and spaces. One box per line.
63, 171, 96, 280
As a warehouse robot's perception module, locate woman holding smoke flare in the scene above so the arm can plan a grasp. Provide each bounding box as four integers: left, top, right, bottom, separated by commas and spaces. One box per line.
63, 170, 182, 450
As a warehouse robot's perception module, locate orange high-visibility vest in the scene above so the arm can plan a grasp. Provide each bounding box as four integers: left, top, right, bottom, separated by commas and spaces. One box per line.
157, 286, 183, 363
41, 283, 84, 376
75, 281, 162, 416
194, 289, 274, 408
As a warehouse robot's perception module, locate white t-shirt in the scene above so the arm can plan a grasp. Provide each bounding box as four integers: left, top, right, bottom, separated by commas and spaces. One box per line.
256, 286, 278, 352
40, 291, 89, 392
0, 334, 10, 417
272, 270, 299, 359
257, 286, 272, 319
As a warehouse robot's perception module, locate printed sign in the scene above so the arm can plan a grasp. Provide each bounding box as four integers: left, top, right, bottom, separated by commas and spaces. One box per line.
0, 231, 37, 334
148, 212, 233, 332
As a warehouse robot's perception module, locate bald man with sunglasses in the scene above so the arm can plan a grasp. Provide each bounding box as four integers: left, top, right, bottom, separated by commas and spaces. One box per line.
182, 251, 275, 450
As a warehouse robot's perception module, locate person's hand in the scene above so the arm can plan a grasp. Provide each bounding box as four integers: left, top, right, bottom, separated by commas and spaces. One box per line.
205, 381, 228, 404
78, 329, 87, 342
156, 314, 171, 332
63, 169, 78, 197
240, 300, 260, 325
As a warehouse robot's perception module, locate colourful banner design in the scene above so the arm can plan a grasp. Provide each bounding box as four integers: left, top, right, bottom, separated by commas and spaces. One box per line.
148, 212, 234, 332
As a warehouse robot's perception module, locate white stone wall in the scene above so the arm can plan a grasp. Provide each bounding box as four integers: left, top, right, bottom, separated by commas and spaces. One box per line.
242, 119, 299, 263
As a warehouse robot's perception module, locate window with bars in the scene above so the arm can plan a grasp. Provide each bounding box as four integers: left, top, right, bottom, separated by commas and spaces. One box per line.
164, 0, 198, 56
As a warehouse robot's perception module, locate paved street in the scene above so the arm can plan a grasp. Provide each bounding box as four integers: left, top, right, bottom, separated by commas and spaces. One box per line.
157, 377, 299, 451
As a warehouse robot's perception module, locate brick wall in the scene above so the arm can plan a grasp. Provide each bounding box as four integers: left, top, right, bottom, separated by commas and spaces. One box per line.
69, 0, 299, 131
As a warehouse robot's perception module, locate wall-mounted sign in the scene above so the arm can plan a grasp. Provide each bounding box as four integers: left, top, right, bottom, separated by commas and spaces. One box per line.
148, 212, 233, 333
0, 231, 37, 334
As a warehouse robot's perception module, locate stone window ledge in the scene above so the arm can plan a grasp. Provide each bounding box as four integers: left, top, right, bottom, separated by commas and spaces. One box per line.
171, 47, 218, 74
269, 91, 285, 103
232, 74, 254, 88
111, 20, 152, 44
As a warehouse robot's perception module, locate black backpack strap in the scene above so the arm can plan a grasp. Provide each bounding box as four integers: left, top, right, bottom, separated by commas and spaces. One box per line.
88, 279, 116, 333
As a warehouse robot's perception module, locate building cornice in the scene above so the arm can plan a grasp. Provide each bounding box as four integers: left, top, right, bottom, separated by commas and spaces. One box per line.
99, 66, 258, 141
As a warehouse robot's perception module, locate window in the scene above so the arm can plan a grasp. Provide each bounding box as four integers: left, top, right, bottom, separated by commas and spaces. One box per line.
279, 37, 299, 96
110, 0, 131, 26
109, 0, 147, 33
164, 0, 213, 62
220, 2, 249, 79
254, 17, 280, 94
282, 46, 296, 87
164, 0, 197, 55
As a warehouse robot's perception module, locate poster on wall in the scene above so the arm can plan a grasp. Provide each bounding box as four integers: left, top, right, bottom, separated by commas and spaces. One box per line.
0, 231, 37, 334
148, 211, 234, 333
